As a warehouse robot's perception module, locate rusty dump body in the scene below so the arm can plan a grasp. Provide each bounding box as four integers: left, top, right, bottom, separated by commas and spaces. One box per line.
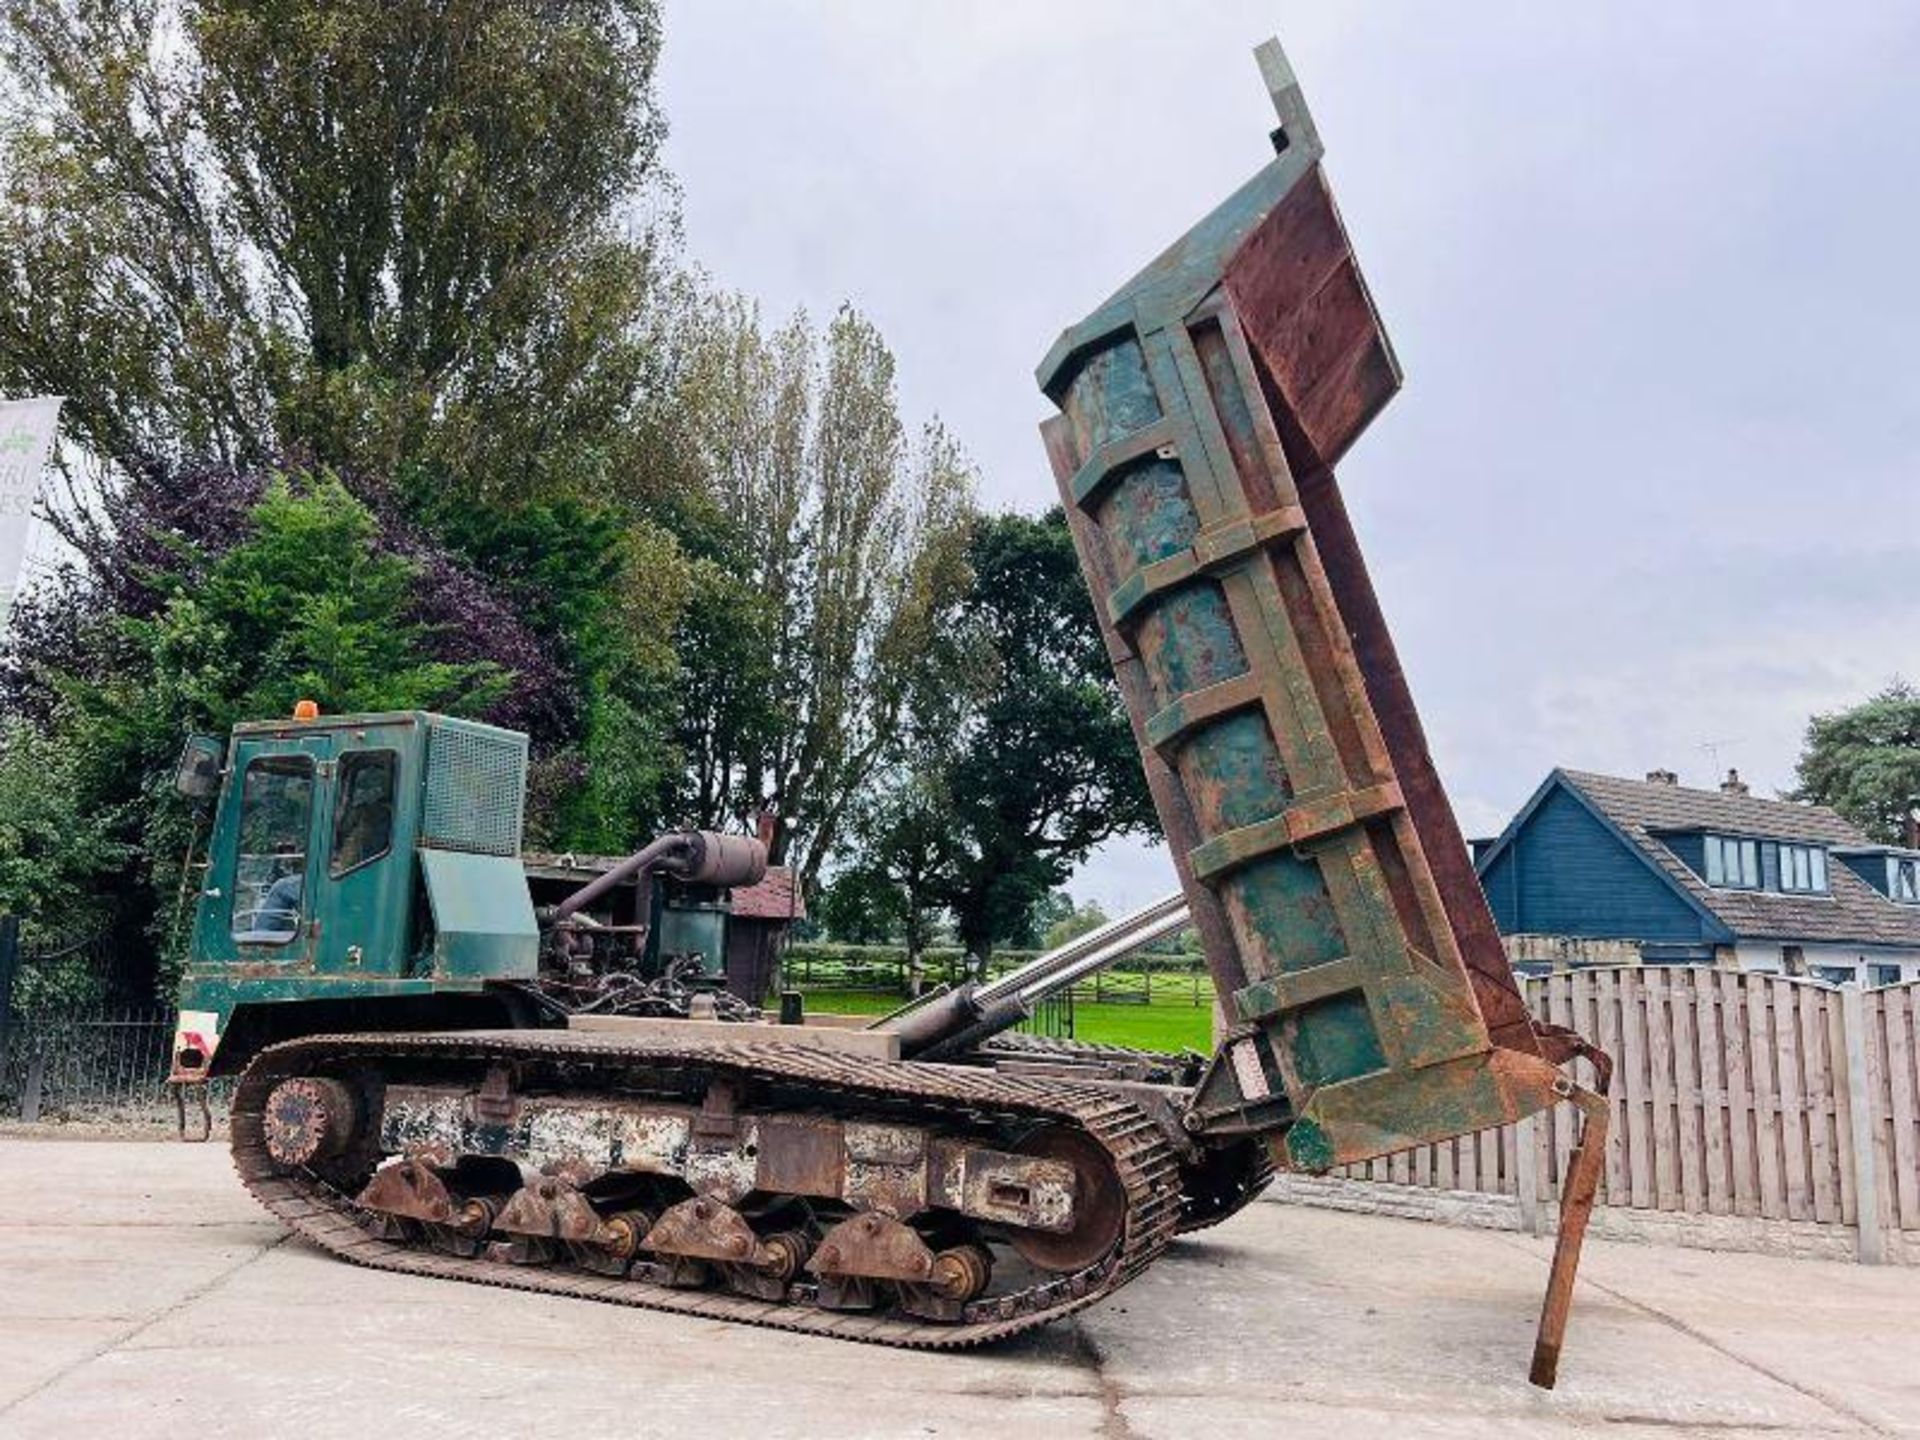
1039, 40, 1574, 1184
206, 38, 1608, 1387
1037, 40, 1610, 1381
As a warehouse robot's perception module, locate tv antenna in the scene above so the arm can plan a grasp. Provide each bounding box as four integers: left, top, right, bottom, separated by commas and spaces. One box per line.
1697, 737, 1744, 773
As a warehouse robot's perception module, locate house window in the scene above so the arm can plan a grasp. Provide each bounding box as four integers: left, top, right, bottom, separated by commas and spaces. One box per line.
1811, 965, 1856, 986
1777, 843, 1829, 894
1890, 858, 1920, 904
1704, 834, 1759, 889
1870, 964, 1903, 987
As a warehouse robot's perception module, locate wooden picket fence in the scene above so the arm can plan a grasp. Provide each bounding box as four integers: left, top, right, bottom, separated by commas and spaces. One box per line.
1338, 967, 1920, 1260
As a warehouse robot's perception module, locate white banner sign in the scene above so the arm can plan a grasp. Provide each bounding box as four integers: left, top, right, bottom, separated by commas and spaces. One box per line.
0, 396, 63, 632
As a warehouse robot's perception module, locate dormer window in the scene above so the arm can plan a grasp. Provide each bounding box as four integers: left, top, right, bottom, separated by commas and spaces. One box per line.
1704, 834, 1759, 889
1892, 858, 1920, 904
1778, 843, 1829, 894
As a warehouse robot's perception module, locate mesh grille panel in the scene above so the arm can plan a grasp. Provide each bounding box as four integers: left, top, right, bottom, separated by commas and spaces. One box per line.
423, 722, 526, 856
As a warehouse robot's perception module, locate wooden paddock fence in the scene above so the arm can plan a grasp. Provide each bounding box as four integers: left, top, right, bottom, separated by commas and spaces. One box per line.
1337, 967, 1919, 1261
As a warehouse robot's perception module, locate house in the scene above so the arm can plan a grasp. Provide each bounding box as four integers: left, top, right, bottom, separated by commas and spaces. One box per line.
1471, 768, 1920, 986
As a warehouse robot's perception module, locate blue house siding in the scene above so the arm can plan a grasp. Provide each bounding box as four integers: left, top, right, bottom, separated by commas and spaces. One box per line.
1480, 843, 1517, 924
1480, 786, 1714, 942
1662, 832, 1705, 878
1839, 853, 1890, 896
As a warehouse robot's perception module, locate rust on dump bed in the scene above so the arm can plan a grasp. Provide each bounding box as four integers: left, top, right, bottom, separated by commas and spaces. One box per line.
1035, 39, 1590, 1173
1216, 156, 1535, 1057
1036, 38, 1609, 1385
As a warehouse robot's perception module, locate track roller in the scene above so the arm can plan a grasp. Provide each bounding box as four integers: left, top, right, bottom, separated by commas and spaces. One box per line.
233, 1031, 1183, 1348
493, 1175, 644, 1270
643, 1197, 808, 1299
899, 1242, 995, 1322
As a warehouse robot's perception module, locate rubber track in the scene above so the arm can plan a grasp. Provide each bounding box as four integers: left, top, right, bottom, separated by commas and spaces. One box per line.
980, 1032, 1201, 1070
231, 1029, 1183, 1349
979, 1033, 1274, 1232
1177, 1149, 1276, 1234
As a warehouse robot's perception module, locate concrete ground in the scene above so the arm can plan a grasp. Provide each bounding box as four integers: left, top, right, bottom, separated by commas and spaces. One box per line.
1, 1139, 1915, 1439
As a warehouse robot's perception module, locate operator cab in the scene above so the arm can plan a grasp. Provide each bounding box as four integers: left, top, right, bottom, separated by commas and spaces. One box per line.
170, 708, 539, 1080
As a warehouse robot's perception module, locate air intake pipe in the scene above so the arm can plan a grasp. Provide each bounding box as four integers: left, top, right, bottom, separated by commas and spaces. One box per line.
543, 829, 768, 928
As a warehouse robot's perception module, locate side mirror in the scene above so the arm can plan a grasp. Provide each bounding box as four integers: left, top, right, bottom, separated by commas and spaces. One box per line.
173, 734, 226, 804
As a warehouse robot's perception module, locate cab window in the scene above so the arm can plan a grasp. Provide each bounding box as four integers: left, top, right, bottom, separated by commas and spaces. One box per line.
231, 755, 314, 943
332, 750, 397, 875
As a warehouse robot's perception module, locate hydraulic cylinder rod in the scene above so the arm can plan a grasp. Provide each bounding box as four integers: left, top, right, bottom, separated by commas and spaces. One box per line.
978, 892, 1191, 1008
882, 890, 1192, 1058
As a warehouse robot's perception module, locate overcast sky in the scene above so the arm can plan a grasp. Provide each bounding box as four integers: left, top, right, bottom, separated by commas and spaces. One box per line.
659, 1, 1920, 915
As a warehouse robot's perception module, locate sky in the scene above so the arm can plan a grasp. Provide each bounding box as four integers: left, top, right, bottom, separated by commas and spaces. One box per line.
658, 1, 1920, 916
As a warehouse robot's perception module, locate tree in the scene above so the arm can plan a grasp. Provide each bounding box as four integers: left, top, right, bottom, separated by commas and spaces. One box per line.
1793, 681, 1920, 844
0, 718, 128, 941
1041, 895, 1110, 951
4, 457, 556, 733
826, 774, 961, 985
138, 475, 508, 721
814, 866, 906, 948
0, 0, 671, 502
840, 510, 1157, 961
415, 491, 693, 851
653, 472, 785, 838
929, 510, 1156, 958
0, 0, 706, 855
1, 458, 537, 985
673, 292, 975, 888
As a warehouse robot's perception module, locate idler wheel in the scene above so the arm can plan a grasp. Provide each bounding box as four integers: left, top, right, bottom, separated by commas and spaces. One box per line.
263, 1076, 357, 1167
1005, 1125, 1125, 1273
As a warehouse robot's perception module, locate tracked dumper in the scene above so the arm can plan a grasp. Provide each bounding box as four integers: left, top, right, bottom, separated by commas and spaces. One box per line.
168, 39, 1610, 1386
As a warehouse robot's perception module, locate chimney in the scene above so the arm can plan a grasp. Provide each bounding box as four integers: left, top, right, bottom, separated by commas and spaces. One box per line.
1904, 799, 1920, 852
1645, 768, 1678, 786
1720, 768, 1749, 797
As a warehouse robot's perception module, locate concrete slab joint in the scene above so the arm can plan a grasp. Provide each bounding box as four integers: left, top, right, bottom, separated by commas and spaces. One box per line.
4, 1139, 1919, 1436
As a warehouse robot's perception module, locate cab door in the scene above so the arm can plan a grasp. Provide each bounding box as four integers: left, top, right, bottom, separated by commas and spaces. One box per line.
319, 744, 408, 978
195, 732, 334, 973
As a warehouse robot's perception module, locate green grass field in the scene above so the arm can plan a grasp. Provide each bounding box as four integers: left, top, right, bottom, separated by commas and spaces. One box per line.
794, 988, 1211, 1054
1067, 1001, 1210, 1052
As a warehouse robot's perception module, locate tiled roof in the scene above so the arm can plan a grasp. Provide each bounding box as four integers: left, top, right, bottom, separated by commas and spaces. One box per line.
730, 867, 806, 922
1561, 771, 1865, 845
1559, 771, 1920, 947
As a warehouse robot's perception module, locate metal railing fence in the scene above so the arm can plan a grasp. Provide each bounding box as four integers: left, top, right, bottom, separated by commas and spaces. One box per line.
783, 942, 1209, 1009
0, 1009, 178, 1120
